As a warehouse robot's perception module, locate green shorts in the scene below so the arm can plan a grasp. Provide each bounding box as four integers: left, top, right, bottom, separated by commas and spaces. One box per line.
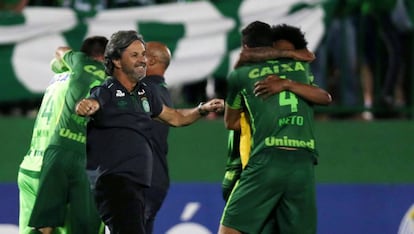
28, 146, 101, 234
18, 167, 71, 234
18, 168, 40, 234
221, 163, 242, 202
221, 148, 317, 234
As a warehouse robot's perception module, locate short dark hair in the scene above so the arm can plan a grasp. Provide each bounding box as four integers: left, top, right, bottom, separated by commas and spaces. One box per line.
104, 30, 145, 75
271, 24, 308, 49
241, 21, 273, 48
80, 36, 108, 58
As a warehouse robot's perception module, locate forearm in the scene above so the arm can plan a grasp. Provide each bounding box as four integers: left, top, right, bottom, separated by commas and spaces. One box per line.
224, 106, 241, 130
237, 47, 285, 65
224, 118, 240, 131
160, 103, 208, 127
245, 47, 283, 62
237, 47, 315, 68
172, 108, 203, 127
286, 80, 332, 105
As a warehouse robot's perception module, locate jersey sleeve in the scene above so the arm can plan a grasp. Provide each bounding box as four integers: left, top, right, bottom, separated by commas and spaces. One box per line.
50, 58, 69, 73
147, 84, 163, 117
61, 50, 86, 72
305, 62, 317, 86
226, 70, 243, 110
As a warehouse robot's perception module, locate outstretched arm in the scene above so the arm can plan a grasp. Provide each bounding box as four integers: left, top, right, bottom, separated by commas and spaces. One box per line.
254, 75, 332, 105
155, 98, 224, 127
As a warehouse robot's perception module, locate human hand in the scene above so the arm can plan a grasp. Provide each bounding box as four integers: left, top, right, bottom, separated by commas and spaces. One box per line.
76, 98, 100, 116
201, 98, 225, 113
254, 75, 287, 99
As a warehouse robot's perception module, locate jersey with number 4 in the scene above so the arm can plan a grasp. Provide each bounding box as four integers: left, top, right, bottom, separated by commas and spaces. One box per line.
226, 59, 317, 159
20, 51, 106, 172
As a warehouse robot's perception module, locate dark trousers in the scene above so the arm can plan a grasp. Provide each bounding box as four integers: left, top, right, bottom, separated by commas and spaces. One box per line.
94, 174, 146, 234
144, 186, 168, 234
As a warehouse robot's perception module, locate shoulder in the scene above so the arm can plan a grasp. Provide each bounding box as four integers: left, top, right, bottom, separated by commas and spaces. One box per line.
62, 51, 92, 69
140, 81, 158, 97
63, 50, 85, 61
95, 77, 117, 90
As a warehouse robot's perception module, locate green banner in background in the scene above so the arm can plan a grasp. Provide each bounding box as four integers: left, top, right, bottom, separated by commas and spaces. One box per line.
138, 22, 185, 55
0, 0, 325, 102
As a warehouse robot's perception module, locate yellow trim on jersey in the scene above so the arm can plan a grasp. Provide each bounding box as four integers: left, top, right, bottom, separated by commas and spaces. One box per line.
239, 112, 251, 169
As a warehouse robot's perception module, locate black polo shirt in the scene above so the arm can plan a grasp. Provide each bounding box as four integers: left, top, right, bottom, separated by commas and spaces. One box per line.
86, 77, 163, 186
141, 75, 173, 192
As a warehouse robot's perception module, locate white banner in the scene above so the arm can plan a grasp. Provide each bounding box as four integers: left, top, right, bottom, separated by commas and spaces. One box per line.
0, 0, 324, 99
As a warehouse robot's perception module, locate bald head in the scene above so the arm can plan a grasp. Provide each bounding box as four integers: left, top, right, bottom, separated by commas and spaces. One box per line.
146, 41, 172, 76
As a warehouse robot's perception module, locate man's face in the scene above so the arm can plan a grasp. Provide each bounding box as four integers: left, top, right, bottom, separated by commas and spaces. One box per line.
120, 40, 147, 82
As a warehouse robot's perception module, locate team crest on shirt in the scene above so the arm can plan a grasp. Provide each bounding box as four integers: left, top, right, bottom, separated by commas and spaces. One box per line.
116, 89, 125, 97
141, 97, 150, 113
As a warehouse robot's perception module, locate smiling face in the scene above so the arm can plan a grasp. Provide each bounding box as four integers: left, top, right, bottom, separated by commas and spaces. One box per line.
119, 40, 147, 82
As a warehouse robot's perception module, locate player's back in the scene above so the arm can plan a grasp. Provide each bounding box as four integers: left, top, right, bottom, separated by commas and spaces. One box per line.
28, 52, 106, 154
230, 59, 316, 158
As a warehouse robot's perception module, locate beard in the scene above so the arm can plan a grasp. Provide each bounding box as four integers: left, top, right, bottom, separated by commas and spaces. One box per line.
123, 64, 146, 82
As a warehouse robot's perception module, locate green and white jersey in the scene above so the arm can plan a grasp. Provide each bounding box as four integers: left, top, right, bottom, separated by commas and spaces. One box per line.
226, 58, 317, 158
20, 50, 106, 172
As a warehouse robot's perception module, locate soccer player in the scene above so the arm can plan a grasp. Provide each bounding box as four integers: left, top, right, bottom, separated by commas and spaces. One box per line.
222, 41, 320, 202
222, 112, 250, 202
17, 36, 108, 234
219, 22, 331, 234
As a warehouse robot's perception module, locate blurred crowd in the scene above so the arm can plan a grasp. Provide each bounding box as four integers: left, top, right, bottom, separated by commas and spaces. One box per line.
308, 0, 414, 120
1, 0, 413, 120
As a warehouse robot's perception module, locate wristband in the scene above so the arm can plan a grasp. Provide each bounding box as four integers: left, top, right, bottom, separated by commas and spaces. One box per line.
198, 102, 209, 116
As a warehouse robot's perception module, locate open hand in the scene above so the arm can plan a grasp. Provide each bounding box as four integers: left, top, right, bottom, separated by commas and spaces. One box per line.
254, 75, 287, 99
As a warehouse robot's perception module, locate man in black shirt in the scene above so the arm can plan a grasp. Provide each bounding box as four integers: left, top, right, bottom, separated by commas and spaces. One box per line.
76, 30, 223, 234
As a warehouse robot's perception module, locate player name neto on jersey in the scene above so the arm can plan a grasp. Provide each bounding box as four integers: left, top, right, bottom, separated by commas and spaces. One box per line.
278, 115, 304, 127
